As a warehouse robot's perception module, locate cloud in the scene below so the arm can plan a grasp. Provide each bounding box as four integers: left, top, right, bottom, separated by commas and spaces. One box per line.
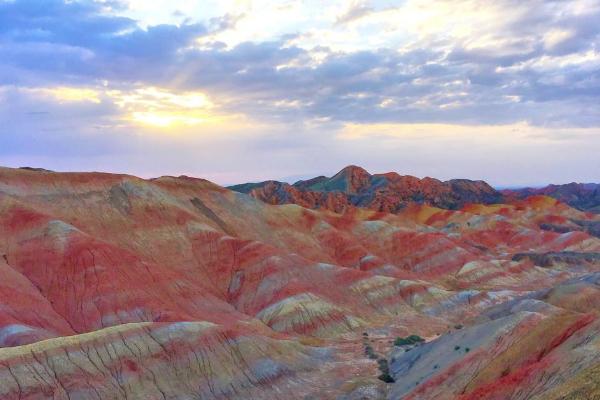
0, 0, 206, 85
335, 1, 373, 25
1, 0, 599, 128
0, 0, 599, 185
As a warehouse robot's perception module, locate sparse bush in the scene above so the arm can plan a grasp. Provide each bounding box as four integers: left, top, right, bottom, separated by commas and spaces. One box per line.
395, 337, 411, 346
465, 347, 471, 353
454, 345, 461, 351
407, 334, 425, 343
376, 357, 395, 383
364, 344, 378, 359
454, 324, 464, 330
378, 373, 395, 383
394, 334, 425, 346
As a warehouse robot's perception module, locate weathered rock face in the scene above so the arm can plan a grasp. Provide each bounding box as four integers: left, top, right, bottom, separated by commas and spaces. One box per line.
229, 165, 503, 212
388, 273, 600, 400
0, 166, 600, 399
0, 320, 337, 400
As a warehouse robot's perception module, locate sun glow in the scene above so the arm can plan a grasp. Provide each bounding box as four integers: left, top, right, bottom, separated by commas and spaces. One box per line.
26, 84, 227, 129
108, 86, 217, 128
130, 111, 210, 127
111, 87, 213, 110
34, 87, 102, 103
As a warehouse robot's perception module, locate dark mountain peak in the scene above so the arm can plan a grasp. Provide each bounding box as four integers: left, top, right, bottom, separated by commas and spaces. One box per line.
328, 165, 372, 194
335, 165, 371, 177
292, 165, 373, 194
293, 175, 328, 190
18, 166, 54, 173
227, 180, 288, 194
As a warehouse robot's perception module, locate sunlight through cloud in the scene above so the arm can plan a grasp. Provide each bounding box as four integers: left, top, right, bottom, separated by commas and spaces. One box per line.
107, 87, 216, 129
32, 87, 102, 104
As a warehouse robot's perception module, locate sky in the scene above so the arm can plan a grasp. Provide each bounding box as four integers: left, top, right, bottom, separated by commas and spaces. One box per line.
0, 0, 599, 187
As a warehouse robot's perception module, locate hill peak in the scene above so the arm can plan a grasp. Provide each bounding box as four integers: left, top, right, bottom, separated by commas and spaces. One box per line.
334, 165, 371, 177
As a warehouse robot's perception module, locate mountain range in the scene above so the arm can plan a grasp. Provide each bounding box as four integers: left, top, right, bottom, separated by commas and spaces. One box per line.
0, 165, 599, 399
503, 182, 600, 214
229, 165, 600, 214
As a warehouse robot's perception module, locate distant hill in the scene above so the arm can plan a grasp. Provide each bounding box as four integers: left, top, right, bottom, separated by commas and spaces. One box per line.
230, 167, 600, 214
504, 182, 600, 213
229, 165, 503, 212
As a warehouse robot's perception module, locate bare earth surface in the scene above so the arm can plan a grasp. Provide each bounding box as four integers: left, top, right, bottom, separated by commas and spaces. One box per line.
1, 166, 600, 399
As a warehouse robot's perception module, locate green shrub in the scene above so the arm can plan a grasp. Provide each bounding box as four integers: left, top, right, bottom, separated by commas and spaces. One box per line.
376, 358, 395, 383
394, 337, 411, 346
378, 373, 395, 383
394, 334, 425, 346
407, 334, 425, 342
364, 344, 378, 359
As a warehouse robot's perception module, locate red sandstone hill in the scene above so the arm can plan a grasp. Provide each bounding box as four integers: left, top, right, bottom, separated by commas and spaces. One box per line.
503, 182, 600, 214
229, 165, 503, 213
0, 166, 600, 399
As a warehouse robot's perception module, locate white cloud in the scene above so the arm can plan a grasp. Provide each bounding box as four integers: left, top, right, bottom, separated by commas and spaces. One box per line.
544, 29, 576, 50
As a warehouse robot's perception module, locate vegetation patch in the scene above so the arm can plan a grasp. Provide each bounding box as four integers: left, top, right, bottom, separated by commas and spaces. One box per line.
377, 357, 395, 383
394, 334, 425, 346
